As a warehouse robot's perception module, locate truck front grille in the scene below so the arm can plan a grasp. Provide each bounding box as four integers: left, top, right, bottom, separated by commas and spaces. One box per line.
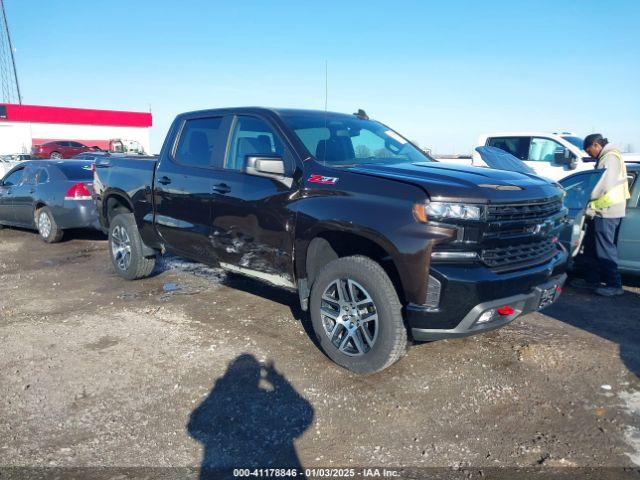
486, 198, 563, 222
481, 239, 558, 271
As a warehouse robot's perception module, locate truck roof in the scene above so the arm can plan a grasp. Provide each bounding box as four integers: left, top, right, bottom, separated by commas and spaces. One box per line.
177, 107, 365, 120
479, 132, 577, 138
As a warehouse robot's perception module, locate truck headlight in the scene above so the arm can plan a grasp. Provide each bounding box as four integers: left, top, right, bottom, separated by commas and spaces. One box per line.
425, 202, 482, 220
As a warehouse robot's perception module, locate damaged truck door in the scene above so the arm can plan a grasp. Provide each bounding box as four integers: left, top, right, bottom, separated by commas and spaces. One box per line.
153, 115, 231, 263
207, 115, 297, 286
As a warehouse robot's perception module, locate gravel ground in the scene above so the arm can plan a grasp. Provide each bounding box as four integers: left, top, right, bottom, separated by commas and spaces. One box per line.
1, 227, 640, 477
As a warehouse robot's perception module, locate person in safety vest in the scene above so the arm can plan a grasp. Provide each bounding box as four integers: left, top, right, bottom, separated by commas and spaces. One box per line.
571, 134, 630, 296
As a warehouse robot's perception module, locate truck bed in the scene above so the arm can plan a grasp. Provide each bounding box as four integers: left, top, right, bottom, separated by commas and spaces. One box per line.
93, 155, 158, 232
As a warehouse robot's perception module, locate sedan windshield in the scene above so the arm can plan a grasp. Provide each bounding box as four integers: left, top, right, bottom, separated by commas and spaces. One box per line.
281, 113, 432, 167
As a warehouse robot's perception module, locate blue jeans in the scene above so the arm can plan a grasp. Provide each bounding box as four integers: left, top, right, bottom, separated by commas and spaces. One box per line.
583, 216, 623, 288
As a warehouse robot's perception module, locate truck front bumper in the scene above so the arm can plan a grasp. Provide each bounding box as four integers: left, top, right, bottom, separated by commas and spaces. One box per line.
407, 250, 567, 341
410, 273, 566, 341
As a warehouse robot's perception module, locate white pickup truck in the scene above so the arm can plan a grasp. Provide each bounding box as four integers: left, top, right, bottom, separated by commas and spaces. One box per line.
445, 132, 639, 181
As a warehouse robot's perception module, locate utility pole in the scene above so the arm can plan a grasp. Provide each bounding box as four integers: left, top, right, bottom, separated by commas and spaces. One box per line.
0, 0, 21, 104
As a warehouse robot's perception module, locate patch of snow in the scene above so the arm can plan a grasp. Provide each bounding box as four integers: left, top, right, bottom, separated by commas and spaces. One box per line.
619, 390, 640, 466
158, 255, 226, 282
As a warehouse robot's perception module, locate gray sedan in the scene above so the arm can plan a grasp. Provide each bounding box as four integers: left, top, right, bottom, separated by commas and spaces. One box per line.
0, 160, 101, 243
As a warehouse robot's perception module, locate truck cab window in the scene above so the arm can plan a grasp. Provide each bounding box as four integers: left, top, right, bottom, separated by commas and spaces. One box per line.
487, 137, 531, 161
174, 117, 222, 168
226, 116, 291, 172
529, 137, 563, 162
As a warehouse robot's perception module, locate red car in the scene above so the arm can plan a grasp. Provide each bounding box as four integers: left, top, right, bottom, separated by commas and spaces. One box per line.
31, 141, 93, 159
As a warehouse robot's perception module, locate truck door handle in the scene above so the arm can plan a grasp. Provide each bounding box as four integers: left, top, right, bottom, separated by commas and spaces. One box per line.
158, 176, 172, 185
212, 183, 231, 194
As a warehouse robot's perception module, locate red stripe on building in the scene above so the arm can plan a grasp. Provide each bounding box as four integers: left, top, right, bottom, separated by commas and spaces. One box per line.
0, 103, 152, 127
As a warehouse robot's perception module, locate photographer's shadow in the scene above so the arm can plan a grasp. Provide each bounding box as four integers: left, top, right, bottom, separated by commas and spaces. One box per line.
187, 354, 314, 478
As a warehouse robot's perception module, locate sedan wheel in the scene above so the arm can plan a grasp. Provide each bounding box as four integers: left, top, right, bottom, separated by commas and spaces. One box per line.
38, 211, 52, 238
50, 152, 62, 159
35, 206, 63, 243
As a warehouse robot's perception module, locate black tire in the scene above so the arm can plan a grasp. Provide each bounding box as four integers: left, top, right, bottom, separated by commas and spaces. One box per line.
35, 207, 64, 243
309, 255, 407, 374
50, 151, 62, 159
108, 213, 156, 280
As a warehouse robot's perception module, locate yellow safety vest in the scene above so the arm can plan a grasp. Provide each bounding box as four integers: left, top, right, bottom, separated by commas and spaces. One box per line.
589, 149, 631, 210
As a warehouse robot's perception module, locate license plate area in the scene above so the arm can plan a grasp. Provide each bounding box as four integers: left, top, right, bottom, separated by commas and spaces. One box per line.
538, 285, 559, 309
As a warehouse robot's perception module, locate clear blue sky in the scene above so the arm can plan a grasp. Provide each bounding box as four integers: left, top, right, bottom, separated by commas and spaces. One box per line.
6, 0, 640, 154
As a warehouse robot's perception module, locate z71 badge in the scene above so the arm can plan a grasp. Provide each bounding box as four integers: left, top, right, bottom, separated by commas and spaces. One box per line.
308, 174, 338, 185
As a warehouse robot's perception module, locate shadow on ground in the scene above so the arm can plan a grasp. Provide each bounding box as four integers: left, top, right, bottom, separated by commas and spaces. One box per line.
544, 274, 640, 378
187, 354, 314, 479
222, 274, 324, 350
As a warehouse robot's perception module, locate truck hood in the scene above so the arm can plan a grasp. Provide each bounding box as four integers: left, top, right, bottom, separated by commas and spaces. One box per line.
346, 161, 561, 203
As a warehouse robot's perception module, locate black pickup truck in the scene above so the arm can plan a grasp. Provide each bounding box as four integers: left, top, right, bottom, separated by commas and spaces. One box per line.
94, 107, 568, 374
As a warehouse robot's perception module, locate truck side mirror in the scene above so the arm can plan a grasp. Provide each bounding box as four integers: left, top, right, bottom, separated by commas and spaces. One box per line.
246, 154, 284, 174
245, 155, 291, 187
554, 148, 577, 170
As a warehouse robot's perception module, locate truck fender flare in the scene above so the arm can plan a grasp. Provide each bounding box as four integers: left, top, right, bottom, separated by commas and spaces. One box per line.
295, 222, 403, 310
103, 189, 134, 221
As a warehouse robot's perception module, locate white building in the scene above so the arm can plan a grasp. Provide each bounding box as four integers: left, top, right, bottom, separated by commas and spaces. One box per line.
0, 103, 152, 155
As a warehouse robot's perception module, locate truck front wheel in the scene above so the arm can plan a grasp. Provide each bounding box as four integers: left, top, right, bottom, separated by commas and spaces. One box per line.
309, 255, 407, 374
108, 213, 156, 280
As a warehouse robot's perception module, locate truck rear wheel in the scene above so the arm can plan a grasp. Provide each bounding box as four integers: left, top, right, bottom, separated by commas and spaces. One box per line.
109, 213, 155, 280
309, 255, 407, 374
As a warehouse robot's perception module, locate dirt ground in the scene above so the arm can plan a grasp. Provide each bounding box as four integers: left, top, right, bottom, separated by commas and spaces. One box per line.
1, 226, 640, 477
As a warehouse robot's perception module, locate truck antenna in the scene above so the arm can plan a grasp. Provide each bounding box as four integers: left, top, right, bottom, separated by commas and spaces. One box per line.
323, 60, 328, 166
324, 60, 328, 114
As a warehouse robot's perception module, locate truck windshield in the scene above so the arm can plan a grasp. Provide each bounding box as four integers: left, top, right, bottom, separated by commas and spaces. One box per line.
281, 113, 432, 166
562, 136, 585, 150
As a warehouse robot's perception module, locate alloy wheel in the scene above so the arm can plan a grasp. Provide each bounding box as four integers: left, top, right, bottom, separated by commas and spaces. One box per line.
38, 212, 52, 239
320, 278, 379, 356
111, 225, 132, 271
